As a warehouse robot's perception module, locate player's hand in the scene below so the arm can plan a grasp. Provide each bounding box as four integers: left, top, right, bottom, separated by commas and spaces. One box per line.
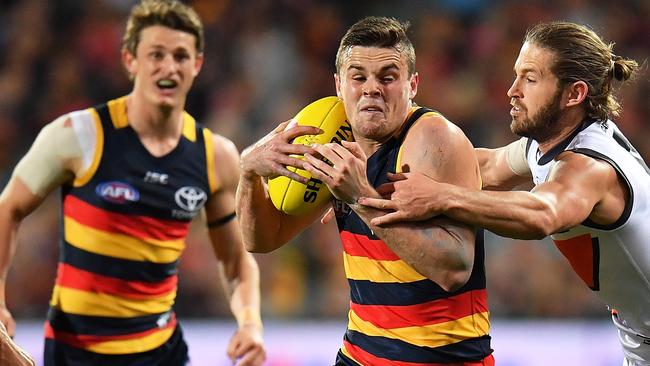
240, 120, 321, 184
304, 141, 373, 205
0, 303, 16, 337
227, 324, 266, 366
358, 171, 445, 225
320, 207, 334, 224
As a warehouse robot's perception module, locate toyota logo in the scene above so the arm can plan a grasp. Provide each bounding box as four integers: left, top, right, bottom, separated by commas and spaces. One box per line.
174, 186, 207, 212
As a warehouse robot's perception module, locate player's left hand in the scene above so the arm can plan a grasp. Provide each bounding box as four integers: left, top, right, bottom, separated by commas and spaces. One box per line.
227, 324, 266, 366
303, 141, 373, 205
358, 171, 445, 225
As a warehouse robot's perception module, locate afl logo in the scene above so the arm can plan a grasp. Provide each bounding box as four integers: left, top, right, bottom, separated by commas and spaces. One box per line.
96, 181, 140, 204
174, 186, 207, 212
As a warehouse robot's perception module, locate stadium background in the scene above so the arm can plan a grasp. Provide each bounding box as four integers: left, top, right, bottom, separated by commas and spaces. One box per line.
0, 0, 647, 364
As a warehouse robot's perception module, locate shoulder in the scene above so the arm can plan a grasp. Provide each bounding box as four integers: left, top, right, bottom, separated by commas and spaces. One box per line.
209, 131, 239, 162
205, 130, 240, 192
553, 150, 619, 184
405, 112, 473, 152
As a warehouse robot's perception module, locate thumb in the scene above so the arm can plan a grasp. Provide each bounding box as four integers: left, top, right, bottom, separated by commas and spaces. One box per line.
320, 207, 334, 224
274, 119, 295, 133
386, 172, 409, 182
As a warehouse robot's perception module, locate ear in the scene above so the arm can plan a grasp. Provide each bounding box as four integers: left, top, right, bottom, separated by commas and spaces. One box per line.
193, 52, 204, 77
334, 73, 342, 99
565, 80, 588, 107
122, 48, 136, 80
409, 72, 419, 100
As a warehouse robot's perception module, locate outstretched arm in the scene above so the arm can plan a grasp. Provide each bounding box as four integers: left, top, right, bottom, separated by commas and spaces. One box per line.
206, 134, 265, 366
361, 151, 624, 239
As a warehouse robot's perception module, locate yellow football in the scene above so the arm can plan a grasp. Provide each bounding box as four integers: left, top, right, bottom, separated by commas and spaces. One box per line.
268, 96, 353, 215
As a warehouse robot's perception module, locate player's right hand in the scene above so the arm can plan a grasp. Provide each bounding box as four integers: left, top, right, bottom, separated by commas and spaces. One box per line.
240, 120, 321, 184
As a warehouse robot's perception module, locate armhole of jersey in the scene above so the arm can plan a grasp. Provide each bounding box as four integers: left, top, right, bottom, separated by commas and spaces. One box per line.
73, 108, 104, 187
571, 148, 634, 231
202, 128, 217, 194
395, 110, 441, 173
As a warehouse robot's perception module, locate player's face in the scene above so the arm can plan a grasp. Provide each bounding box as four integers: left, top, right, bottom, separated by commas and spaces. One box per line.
335, 46, 418, 141
123, 25, 203, 110
507, 42, 565, 141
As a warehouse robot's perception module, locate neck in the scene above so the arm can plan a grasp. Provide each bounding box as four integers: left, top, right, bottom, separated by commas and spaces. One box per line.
537, 108, 587, 154
125, 93, 184, 139
124, 93, 186, 157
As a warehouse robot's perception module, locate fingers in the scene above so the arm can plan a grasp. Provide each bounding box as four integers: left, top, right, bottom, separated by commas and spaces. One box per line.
227, 333, 266, 366
320, 207, 334, 224
303, 153, 334, 183
375, 182, 395, 196
273, 119, 293, 133
234, 347, 266, 366
281, 125, 322, 142
226, 334, 239, 361
357, 197, 396, 210
386, 172, 409, 182
341, 140, 366, 160
370, 211, 405, 226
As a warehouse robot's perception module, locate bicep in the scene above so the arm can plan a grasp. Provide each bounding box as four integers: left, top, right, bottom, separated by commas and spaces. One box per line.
531, 154, 611, 230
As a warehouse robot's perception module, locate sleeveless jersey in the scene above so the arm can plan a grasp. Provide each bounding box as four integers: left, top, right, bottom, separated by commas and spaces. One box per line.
334, 107, 492, 365
45, 96, 217, 355
525, 119, 650, 362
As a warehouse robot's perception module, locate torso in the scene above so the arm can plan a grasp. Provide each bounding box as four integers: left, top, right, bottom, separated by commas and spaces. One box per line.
333, 107, 492, 365
526, 119, 650, 361
47, 96, 216, 355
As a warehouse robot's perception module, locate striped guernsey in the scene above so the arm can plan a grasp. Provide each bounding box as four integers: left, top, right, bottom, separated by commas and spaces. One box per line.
333, 107, 492, 365
46, 96, 216, 354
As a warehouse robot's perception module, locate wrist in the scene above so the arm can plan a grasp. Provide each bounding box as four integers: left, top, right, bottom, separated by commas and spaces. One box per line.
234, 306, 263, 331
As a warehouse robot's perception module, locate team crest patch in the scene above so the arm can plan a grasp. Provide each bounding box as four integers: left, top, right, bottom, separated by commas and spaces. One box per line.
96, 181, 140, 204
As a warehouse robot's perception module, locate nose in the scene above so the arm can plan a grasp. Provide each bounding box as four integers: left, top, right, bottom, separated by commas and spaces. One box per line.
507, 79, 521, 99
363, 77, 381, 97
161, 54, 179, 73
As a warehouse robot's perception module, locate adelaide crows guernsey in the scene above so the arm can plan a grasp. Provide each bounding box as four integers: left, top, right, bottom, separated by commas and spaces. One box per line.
45, 96, 216, 354
525, 119, 650, 363
334, 107, 492, 365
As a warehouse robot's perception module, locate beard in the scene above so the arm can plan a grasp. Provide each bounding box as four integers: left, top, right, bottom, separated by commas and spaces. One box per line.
510, 88, 564, 142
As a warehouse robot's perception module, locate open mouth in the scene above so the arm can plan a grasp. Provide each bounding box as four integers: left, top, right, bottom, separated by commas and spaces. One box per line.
156, 79, 178, 90
360, 105, 384, 114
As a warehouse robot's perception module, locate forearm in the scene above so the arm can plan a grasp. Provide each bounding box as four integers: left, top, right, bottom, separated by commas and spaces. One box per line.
226, 252, 262, 330
235, 176, 286, 252
476, 146, 530, 191
442, 184, 555, 239
352, 204, 473, 292
0, 207, 22, 305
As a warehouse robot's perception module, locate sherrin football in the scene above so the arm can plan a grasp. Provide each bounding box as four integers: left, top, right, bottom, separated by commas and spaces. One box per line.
268, 96, 353, 215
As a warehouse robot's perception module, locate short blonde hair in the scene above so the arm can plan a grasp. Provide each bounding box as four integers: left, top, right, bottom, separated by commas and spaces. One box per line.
122, 0, 204, 55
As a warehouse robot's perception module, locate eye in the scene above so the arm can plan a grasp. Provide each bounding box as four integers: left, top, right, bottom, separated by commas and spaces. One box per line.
174, 53, 190, 62
150, 51, 164, 60
352, 75, 366, 82
381, 76, 395, 83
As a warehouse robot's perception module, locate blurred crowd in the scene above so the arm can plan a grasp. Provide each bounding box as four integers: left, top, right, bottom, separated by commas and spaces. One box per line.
0, 0, 647, 322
